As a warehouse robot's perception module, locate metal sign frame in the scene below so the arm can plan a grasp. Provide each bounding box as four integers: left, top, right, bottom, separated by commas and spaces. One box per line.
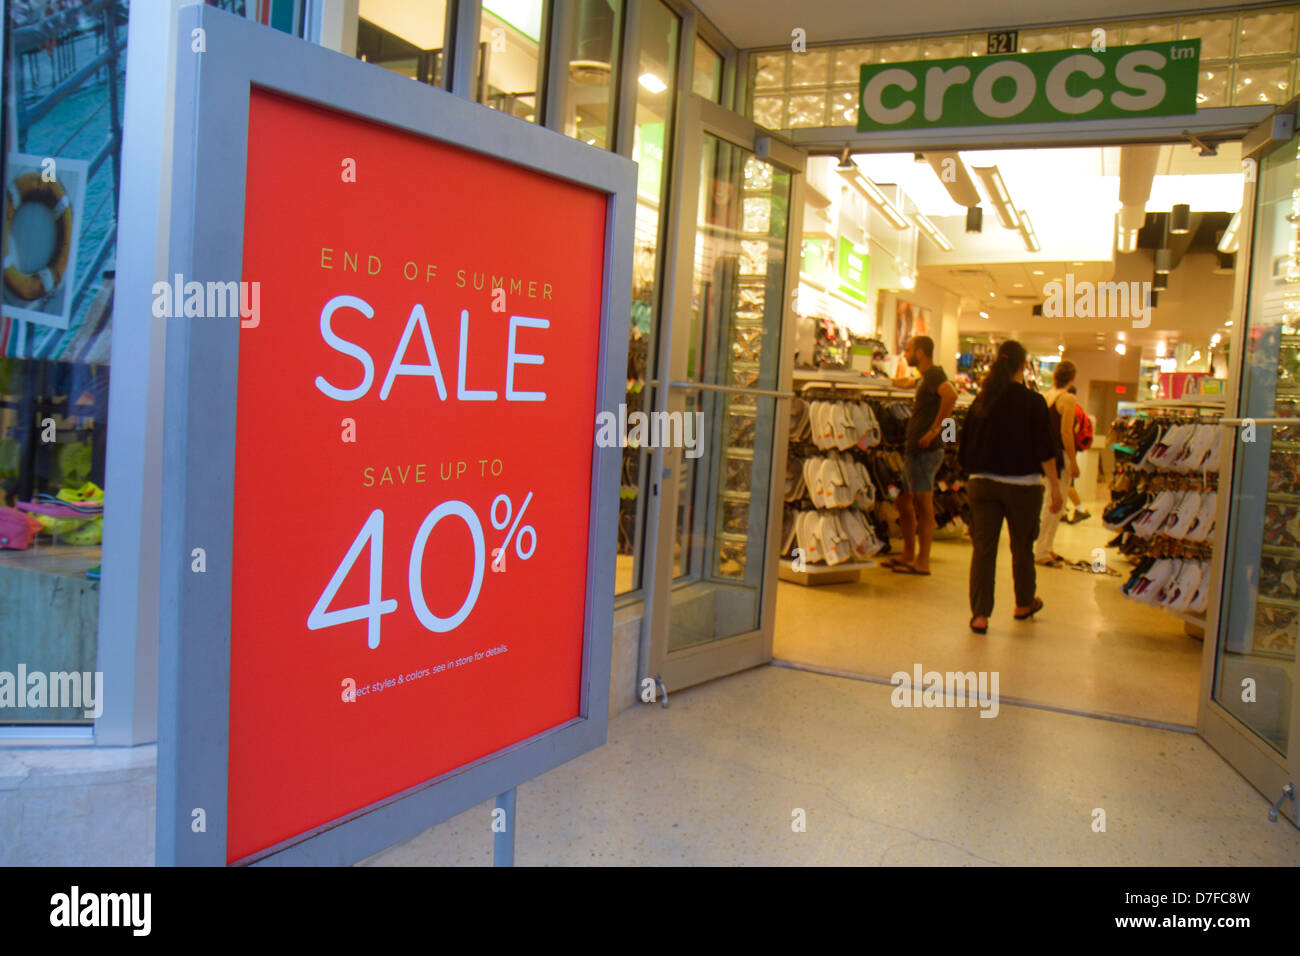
156, 4, 634, 865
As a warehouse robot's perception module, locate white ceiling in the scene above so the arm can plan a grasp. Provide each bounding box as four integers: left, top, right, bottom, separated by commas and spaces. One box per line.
697, 0, 1267, 51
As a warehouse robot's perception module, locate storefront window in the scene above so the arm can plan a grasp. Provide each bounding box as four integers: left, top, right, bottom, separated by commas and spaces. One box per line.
478, 1, 546, 122
2, 0, 126, 724
616, 0, 678, 595
354, 1, 449, 86
564, 0, 622, 148
692, 36, 722, 102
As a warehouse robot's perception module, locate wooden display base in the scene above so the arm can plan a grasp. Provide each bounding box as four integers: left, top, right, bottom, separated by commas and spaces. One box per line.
778, 557, 879, 586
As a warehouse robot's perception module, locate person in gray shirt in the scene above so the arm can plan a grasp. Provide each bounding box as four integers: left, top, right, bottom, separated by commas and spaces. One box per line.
888, 335, 957, 575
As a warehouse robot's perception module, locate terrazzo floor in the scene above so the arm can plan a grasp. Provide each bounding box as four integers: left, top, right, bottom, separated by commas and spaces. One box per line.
363, 500, 1300, 866
774, 501, 1204, 727
365, 665, 1300, 866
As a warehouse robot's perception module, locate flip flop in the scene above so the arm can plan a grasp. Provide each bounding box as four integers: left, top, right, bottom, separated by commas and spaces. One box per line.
891, 563, 931, 575
1035, 557, 1063, 568
880, 557, 908, 569
1014, 597, 1045, 620
969, 616, 988, 634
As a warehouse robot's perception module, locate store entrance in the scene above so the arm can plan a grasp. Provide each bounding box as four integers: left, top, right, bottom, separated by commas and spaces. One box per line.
771, 138, 1248, 730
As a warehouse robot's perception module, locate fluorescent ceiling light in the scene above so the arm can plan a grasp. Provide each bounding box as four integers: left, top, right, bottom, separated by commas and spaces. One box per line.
911, 211, 953, 251
923, 152, 981, 208
979, 311, 989, 318
638, 72, 667, 93
1218, 210, 1241, 253
1018, 209, 1040, 253
972, 165, 1021, 230
836, 163, 909, 230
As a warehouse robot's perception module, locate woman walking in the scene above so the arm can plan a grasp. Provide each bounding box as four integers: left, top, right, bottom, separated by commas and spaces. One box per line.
958, 340, 1064, 634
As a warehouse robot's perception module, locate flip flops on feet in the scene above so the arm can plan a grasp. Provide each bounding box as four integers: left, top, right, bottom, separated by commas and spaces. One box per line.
1014, 597, 1045, 620
969, 616, 988, 634
891, 563, 931, 575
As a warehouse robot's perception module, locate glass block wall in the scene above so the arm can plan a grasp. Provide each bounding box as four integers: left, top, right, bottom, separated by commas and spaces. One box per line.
749, 5, 1300, 129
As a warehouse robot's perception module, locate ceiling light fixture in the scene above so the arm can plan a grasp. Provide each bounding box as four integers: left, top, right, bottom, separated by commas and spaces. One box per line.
1218, 210, 1241, 253
1115, 343, 1127, 355
1018, 209, 1041, 253
972, 165, 1021, 230
979, 310, 989, 318
637, 72, 667, 93
925, 151, 982, 207
1156, 340, 1167, 357
1170, 203, 1191, 234
911, 211, 954, 251
1154, 248, 1172, 274
1115, 215, 1139, 254
835, 162, 910, 230
965, 206, 984, 234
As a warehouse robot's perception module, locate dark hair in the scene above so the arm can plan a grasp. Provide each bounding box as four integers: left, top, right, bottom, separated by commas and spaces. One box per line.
1054, 359, 1077, 388
911, 335, 934, 359
972, 340, 1028, 416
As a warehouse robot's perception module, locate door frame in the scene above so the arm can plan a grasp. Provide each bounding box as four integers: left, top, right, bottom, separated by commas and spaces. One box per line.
1198, 99, 1300, 825
639, 94, 805, 693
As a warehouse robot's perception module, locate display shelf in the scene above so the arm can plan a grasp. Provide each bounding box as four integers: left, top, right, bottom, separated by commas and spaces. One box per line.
1255, 593, 1300, 610
778, 557, 877, 586
1261, 543, 1300, 557
1266, 491, 1300, 504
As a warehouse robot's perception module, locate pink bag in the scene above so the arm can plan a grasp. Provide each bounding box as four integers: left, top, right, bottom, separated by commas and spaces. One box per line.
0, 507, 41, 549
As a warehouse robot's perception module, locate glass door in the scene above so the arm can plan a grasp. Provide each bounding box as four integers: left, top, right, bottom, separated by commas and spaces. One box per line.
643, 96, 803, 692
1204, 107, 1300, 825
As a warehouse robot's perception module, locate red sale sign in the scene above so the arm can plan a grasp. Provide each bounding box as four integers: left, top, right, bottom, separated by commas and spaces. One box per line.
225, 89, 608, 862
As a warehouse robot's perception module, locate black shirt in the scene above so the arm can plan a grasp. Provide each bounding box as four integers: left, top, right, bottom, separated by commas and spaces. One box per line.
958, 382, 1057, 478
905, 365, 948, 454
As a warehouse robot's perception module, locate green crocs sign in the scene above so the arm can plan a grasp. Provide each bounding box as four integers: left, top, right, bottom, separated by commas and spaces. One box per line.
858, 40, 1200, 131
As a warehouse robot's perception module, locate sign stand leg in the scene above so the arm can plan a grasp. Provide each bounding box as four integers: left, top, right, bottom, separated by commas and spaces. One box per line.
493, 788, 517, 867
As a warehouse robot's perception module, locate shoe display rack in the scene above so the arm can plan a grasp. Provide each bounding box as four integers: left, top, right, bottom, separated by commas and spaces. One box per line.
778, 371, 913, 586
1254, 395, 1300, 661
1105, 399, 1225, 631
